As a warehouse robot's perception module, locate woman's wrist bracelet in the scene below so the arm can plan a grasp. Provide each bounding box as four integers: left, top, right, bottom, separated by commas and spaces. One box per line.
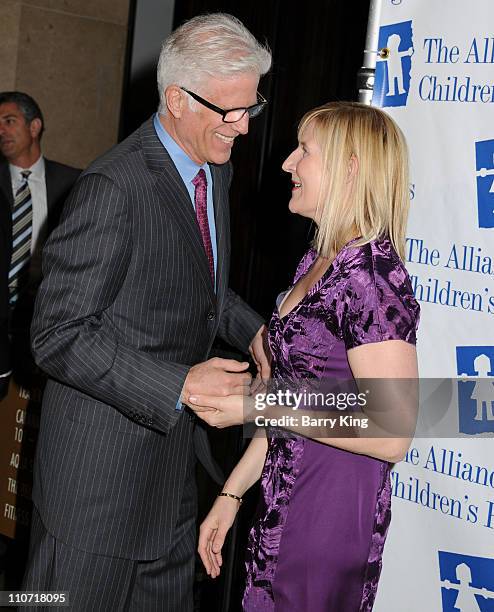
218, 492, 243, 505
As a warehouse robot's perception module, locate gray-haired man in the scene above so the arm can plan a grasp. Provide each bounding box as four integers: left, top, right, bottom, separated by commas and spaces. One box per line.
23, 13, 271, 611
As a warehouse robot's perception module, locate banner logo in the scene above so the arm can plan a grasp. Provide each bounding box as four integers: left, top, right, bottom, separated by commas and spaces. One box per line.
475, 139, 494, 229
438, 550, 494, 611
456, 346, 494, 435
374, 21, 414, 107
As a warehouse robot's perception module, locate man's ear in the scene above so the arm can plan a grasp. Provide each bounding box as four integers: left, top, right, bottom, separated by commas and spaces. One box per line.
30, 118, 42, 140
347, 154, 359, 183
165, 86, 185, 119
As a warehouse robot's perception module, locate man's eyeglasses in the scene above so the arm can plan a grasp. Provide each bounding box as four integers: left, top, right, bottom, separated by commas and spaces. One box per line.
180, 87, 268, 123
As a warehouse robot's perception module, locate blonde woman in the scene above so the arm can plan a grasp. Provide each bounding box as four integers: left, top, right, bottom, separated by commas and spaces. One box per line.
189, 102, 420, 611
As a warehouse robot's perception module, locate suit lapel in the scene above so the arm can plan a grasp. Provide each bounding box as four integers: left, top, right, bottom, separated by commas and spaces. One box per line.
44, 158, 55, 212
211, 164, 229, 309
141, 119, 215, 301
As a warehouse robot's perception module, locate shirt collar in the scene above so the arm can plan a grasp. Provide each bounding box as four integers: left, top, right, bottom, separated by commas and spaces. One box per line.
153, 114, 206, 184
10, 155, 45, 182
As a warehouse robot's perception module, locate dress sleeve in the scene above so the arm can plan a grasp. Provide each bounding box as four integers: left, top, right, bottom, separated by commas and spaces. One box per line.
341, 245, 420, 350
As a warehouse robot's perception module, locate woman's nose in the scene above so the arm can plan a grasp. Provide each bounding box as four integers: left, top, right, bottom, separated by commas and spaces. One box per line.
282, 149, 297, 173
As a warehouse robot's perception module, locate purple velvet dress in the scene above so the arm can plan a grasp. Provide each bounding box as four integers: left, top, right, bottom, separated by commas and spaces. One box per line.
243, 238, 420, 612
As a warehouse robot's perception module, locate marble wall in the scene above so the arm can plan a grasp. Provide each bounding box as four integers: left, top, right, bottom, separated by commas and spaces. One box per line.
0, 0, 131, 169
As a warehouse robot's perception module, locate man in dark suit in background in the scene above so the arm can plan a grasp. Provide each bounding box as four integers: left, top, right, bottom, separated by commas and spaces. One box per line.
0, 193, 10, 399
0, 92, 80, 385
23, 14, 271, 611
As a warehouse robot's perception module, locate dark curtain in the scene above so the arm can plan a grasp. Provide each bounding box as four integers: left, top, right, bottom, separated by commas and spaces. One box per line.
174, 0, 370, 319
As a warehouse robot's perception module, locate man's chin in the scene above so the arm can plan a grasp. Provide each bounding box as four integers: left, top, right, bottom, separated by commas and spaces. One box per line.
0, 146, 14, 158
210, 153, 232, 165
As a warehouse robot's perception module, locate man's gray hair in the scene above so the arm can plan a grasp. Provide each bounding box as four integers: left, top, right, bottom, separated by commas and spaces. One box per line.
157, 13, 272, 114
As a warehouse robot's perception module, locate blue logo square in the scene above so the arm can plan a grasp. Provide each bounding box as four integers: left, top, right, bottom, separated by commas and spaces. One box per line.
439, 550, 494, 611
373, 20, 413, 108
456, 346, 494, 435
475, 139, 494, 229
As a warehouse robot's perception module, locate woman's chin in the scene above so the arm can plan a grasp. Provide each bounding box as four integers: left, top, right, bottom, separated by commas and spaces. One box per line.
288, 200, 303, 215
288, 202, 316, 221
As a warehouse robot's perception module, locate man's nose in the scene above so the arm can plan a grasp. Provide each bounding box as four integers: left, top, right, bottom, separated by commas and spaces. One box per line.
233, 113, 249, 136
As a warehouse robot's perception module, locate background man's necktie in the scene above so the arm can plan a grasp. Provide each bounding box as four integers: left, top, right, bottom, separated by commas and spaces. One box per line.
192, 168, 215, 284
9, 170, 33, 305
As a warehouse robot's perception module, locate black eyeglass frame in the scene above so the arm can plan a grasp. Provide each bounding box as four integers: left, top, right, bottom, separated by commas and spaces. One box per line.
180, 87, 268, 123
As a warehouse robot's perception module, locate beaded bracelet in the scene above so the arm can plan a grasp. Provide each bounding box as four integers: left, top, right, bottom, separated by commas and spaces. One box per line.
218, 492, 243, 505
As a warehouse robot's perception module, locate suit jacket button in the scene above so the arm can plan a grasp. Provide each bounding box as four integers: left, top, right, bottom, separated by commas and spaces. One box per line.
207, 311, 215, 321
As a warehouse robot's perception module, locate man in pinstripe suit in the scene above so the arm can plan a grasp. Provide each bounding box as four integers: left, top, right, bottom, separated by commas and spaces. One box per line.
23, 14, 271, 611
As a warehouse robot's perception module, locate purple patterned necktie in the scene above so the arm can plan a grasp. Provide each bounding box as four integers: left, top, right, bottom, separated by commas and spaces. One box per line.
192, 168, 214, 284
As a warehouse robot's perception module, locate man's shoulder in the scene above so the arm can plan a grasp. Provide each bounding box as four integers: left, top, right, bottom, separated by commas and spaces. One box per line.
45, 159, 81, 180
0, 160, 12, 207
0, 158, 11, 183
84, 117, 158, 184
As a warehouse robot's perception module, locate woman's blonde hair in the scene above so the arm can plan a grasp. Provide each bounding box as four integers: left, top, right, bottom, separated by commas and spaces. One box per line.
298, 101, 410, 260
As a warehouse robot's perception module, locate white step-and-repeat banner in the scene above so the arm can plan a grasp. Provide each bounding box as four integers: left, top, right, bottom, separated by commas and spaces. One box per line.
371, 1, 494, 610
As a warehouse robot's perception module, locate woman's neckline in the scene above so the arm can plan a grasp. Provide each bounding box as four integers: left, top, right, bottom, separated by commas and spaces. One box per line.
277, 235, 374, 321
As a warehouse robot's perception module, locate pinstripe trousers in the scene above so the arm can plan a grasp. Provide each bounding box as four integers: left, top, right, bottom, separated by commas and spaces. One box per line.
22, 477, 197, 612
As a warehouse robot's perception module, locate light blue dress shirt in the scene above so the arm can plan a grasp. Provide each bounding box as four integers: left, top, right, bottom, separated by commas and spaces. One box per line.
153, 114, 218, 412
153, 114, 217, 286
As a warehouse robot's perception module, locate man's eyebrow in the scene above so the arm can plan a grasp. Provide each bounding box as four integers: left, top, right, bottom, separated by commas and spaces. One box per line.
0, 114, 18, 119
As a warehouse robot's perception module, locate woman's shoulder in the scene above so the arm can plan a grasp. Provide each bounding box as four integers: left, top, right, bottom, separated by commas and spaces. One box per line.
339, 238, 420, 347
339, 237, 409, 284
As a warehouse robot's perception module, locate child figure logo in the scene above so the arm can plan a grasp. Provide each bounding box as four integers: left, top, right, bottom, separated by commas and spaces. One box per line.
456, 346, 494, 435
438, 551, 494, 611
475, 139, 494, 229
373, 20, 413, 108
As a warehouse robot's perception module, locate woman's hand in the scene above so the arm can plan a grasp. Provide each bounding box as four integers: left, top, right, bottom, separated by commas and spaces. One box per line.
188, 394, 256, 428
198, 495, 241, 578
249, 324, 272, 380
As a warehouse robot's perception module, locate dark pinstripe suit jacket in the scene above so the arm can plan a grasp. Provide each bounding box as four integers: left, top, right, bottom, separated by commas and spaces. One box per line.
31, 118, 263, 560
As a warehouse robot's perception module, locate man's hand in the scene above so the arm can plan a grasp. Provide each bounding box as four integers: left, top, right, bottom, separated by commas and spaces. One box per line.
182, 357, 251, 408
249, 325, 271, 380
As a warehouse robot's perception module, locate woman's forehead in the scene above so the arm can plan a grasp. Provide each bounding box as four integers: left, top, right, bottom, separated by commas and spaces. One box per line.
298, 121, 316, 143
